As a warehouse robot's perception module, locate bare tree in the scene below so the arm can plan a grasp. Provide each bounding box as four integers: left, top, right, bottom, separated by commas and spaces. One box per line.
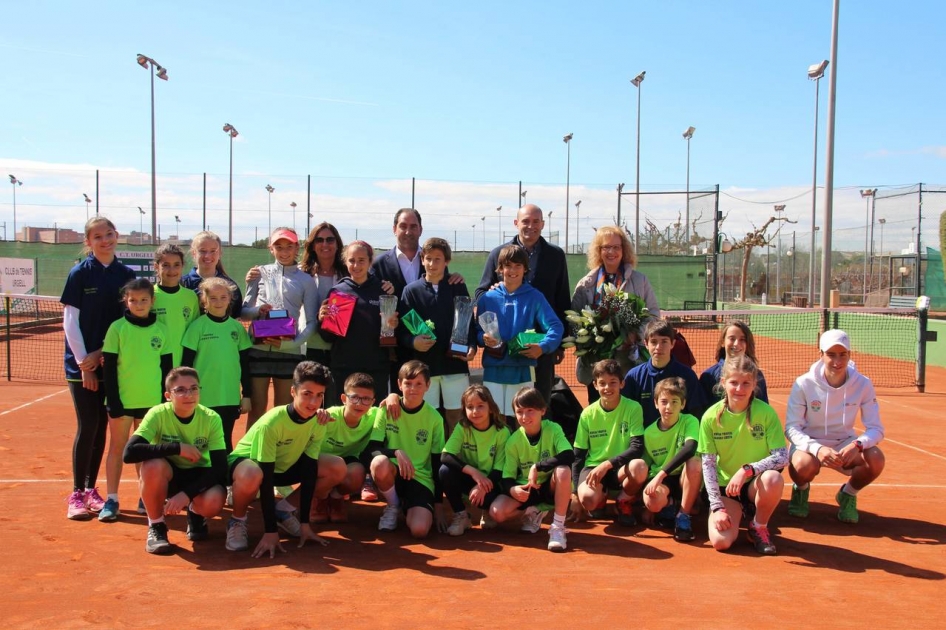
724, 215, 796, 302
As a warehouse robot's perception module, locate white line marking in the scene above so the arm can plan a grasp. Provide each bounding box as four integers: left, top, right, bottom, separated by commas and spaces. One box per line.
810, 483, 946, 489
0, 479, 137, 483
0, 389, 67, 416
884, 438, 946, 462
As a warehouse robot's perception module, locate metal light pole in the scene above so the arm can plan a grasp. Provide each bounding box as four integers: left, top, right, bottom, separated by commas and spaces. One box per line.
520, 190, 527, 207
860, 188, 876, 301
575, 200, 582, 251
9, 175, 22, 240
563, 133, 573, 253
787, 232, 797, 296
807, 60, 828, 306
138, 207, 145, 244
481, 217, 486, 252
471, 224, 476, 251
290, 201, 297, 234
222, 123, 238, 246
683, 126, 695, 246
878, 218, 886, 290
617, 183, 625, 228
136, 54, 167, 248
174, 214, 181, 240
265, 184, 275, 237
631, 70, 645, 251
496, 206, 502, 245
774, 204, 785, 299
83, 193, 91, 221
547, 211, 554, 240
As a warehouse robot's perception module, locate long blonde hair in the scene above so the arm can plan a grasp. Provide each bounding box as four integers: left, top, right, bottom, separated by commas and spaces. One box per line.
190, 231, 228, 275
81, 217, 117, 257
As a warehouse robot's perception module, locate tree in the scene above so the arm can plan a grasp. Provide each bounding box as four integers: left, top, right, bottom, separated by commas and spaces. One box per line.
251, 237, 268, 249
723, 215, 796, 302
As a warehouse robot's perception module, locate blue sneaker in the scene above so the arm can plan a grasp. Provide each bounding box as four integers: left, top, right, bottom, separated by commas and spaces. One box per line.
99, 498, 119, 522
656, 501, 676, 529
673, 512, 694, 542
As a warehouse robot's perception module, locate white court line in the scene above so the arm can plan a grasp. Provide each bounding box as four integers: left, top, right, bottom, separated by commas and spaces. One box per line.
883, 438, 946, 462
0, 479, 137, 483
0, 388, 67, 416
810, 483, 946, 489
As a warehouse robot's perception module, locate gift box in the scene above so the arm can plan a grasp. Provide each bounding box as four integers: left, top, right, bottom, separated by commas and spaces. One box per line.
320, 290, 357, 337
508, 330, 545, 356
251, 316, 296, 343
401, 309, 437, 340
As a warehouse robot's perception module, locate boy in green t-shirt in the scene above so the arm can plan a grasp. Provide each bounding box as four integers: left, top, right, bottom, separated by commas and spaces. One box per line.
226, 361, 339, 559
571, 359, 646, 527
368, 360, 446, 538
310, 372, 382, 524
490, 387, 574, 552
641, 377, 701, 542
123, 367, 227, 554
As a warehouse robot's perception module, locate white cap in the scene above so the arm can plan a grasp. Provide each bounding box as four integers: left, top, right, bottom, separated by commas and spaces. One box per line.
819, 329, 851, 352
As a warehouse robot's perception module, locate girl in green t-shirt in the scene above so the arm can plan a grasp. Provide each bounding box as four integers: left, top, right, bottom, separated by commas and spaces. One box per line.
439, 385, 509, 536
153, 244, 199, 368
698, 356, 787, 556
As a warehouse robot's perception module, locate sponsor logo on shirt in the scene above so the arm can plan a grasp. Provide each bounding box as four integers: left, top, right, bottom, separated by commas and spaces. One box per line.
183, 306, 193, 319
675, 434, 686, 449
276, 439, 295, 447
489, 445, 496, 457
415, 429, 429, 445
201, 333, 219, 342
150, 336, 163, 350
230, 331, 239, 342
811, 400, 822, 412
589, 429, 608, 439
750, 423, 765, 440
713, 431, 733, 441
194, 437, 208, 451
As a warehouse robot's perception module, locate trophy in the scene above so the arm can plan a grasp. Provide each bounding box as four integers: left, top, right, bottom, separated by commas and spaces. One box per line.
379, 294, 398, 347
251, 267, 295, 343
478, 311, 505, 358
448, 296, 474, 359
260, 266, 285, 310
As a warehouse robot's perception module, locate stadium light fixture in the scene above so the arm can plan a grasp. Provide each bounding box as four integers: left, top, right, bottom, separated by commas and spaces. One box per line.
9, 175, 22, 240
223, 123, 239, 245
807, 59, 828, 306
563, 133, 573, 253
137, 54, 167, 250
683, 126, 696, 246
631, 71, 645, 251
82, 193, 91, 221
265, 184, 275, 237
860, 188, 877, 299
290, 201, 297, 233
496, 205, 502, 246
138, 206, 146, 243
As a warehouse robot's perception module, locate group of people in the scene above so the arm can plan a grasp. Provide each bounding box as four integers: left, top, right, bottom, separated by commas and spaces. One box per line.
60, 204, 886, 557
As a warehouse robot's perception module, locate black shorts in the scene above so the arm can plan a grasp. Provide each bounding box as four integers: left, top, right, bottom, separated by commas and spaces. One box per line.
342, 455, 363, 466
167, 463, 211, 497
227, 456, 314, 486
517, 480, 556, 510
578, 466, 622, 492
718, 480, 754, 519
124, 407, 149, 420
394, 477, 435, 513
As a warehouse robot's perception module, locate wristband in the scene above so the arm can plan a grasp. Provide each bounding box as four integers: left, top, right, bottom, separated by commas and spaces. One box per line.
712, 507, 727, 513
742, 463, 755, 477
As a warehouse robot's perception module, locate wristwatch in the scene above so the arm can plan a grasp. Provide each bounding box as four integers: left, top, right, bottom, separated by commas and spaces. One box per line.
742, 463, 755, 476
854, 440, 864, 452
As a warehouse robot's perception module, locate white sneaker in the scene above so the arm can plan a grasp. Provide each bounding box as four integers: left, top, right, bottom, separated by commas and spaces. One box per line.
276, 509, 301, 538
378, 504, 400, 532
480, 511, 498, 530
447, 511, 472, 536
520, 506, 548, 534
548, 523, 567, 552
225, 518, 249, 551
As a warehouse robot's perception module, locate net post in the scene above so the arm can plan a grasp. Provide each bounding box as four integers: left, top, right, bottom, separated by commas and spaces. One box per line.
4, 296, 10, 382
916, 296, 930, 393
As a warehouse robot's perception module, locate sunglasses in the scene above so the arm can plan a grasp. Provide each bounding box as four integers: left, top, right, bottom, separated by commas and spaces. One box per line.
314, 236, 337, 244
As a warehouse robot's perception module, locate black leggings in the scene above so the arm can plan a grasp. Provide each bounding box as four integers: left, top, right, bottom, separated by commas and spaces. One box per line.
438, 464, 500, 513
211, 405, 241, 453
69, 380, 108, 491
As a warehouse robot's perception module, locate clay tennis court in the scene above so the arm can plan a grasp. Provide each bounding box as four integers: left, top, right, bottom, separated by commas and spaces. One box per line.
2, 360, 944, 629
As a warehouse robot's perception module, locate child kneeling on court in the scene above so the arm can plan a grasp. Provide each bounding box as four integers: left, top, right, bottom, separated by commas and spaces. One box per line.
439, 384, 509, 536
367, 360, 446, 538
490, 387, 574, 552
122, 367, 227, 554
699, 356, 787, 555
572, 359, 646, 527
226, 361, 337, 558
310, 372, 383, 524
640, 377, 702, 542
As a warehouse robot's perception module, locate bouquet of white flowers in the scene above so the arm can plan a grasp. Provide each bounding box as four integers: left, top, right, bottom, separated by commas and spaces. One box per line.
561, 284, 650, 365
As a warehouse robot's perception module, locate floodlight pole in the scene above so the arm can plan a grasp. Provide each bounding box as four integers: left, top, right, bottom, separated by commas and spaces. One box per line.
860, 189, 876, 302
807, 59, 828, 306
683, 126, 695, 247
631, 71, 645, 252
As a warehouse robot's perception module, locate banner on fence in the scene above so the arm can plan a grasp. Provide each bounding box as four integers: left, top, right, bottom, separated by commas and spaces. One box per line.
116, 251, 156, 281
0, 258, 36, 295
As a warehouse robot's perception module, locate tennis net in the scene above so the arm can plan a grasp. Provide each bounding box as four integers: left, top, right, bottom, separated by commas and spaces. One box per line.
661, 306, 922, 389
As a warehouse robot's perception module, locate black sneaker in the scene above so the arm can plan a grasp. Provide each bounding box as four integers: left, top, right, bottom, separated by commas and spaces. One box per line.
146, 522, 173, 555
186, 510, 208, 541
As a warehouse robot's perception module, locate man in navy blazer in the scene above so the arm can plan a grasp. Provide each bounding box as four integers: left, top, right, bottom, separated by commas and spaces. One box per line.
475, 204, 570, 406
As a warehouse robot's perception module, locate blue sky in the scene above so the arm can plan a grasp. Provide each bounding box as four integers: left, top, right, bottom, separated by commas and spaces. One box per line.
1, 1, 943, 250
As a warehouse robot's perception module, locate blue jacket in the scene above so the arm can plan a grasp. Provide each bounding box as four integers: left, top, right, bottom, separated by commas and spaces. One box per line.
621, 357, 707, 427
397, 277, 475, 377
699, 358, 769, 406
475, 282, 563, 385
319, 273, 389, 372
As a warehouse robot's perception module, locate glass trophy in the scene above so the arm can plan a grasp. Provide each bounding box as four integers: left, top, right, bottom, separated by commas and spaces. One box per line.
379, 294, 398, 347
478, 311, 505, 358
448, 296, 474, 358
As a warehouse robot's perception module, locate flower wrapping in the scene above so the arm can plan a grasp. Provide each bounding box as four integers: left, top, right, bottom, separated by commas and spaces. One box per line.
402, 309, 437, 340
561, 284, 651, 363
320, 290, 357, 337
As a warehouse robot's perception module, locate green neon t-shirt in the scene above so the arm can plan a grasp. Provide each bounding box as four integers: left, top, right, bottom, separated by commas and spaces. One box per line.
154, 285, 199, 367
573, 396, 644, 467
181, 314, 252, 407
698, 399, 785, 484
228, 404, 326, 473
503, 419, 572, 486
103, 318, 169, 409
322, 405, 380, 459
643, 413, 699, 477
370, 402, 445, 493
134, 402, 225, 469
443, 422, 509, 475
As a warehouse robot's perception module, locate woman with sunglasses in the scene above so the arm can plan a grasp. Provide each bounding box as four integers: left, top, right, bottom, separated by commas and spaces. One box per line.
299, 222, 347, 403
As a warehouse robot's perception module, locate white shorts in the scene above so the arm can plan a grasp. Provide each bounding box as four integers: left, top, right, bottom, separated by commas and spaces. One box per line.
790, 435, 858, 476
484, 381, 532, 418
423, 373, 470, 411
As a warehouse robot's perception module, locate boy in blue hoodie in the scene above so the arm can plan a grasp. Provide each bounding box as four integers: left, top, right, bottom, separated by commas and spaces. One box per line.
476, 245, 563, 427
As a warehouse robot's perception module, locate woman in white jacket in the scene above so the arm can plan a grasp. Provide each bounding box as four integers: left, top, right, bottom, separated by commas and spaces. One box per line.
571, 226, 659, 401
784, 329, 885, 524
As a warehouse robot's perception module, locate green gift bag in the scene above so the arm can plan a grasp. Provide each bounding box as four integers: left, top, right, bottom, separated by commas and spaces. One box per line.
402, 309, 437, 340
508, 330, 544, 355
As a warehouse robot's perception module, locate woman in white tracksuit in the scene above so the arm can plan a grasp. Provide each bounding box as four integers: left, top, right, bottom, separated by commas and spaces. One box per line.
784, 329, 885, 524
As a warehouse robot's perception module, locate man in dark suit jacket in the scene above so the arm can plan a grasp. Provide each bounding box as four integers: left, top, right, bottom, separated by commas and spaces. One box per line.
475, 204, 570, 406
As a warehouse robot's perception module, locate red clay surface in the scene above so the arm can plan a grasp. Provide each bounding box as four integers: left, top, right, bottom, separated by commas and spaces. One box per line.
1, 369, 945, 628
